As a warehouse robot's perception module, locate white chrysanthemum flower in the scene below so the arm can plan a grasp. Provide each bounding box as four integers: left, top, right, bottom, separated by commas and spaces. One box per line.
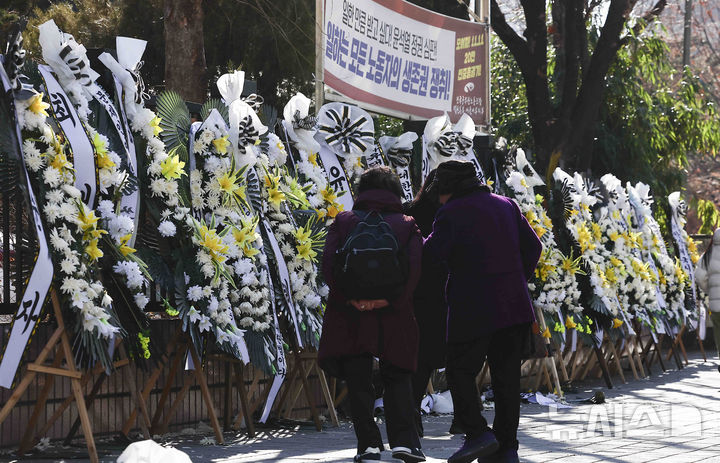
134, 293, 149, 309
158, 220, 177, 237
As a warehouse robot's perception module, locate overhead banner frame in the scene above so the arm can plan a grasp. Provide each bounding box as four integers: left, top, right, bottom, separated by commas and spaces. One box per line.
316, 0, 490, 130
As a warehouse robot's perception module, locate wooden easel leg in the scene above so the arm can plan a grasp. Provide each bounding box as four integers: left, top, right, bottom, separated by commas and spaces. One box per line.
189, 343, 224, 444
632, 336, 646, 377
546, 356, 563, 397
697, 332, 707, 362
606, 340, 626, 383
159, 374, 193, 435
35, 362, 103, 442
150, 344, 185, 432
18, 344, 66, 455
0, 327, 64, 427
223, 361, 233, 431
594, 346, 613, 389
233, 363, 256, 437
315, 362, 339, 427
118, 344, 151, 439
556, 350, 570, 384
293, 350, 323, 431
52, 290, 98, 463
284, 358, 313, 419
64, 369, 108, 445
236, 371, 264, 430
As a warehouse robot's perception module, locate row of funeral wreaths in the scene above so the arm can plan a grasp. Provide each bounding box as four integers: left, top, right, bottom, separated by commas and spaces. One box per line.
1, 21, 706, 384
500, 148, 707, 351
0, 20, 481, 382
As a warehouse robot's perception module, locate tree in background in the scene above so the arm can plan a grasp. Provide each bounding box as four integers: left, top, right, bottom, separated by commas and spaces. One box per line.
164, 0, 207, 102
491, 21, 720, 230
491, 0, 670, 176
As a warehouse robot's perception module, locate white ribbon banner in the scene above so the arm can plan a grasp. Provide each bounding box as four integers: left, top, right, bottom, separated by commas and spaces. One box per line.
318, 144, 354, 212
0, 61, 55, 389
259, 257, 288, 423
38, 65, 98, 208
671, 215, 697, 308
260, 217, 303, 347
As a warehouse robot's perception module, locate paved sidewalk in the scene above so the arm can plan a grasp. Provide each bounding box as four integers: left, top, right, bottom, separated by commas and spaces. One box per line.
4, 353, 720, 462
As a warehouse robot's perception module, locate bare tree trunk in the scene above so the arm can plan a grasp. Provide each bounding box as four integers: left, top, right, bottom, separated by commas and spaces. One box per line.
164, 0, 207, 102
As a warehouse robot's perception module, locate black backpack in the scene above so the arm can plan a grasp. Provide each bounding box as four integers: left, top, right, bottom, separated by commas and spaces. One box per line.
335, 210, 408, 300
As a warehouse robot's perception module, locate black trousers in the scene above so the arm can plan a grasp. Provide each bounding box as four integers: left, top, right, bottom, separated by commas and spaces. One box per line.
341, 355, 422, 453
410, 356, 434, 436
446, 323, 528, 451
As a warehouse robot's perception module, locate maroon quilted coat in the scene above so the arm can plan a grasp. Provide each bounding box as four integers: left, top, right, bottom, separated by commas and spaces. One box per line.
318, 189, 423, 374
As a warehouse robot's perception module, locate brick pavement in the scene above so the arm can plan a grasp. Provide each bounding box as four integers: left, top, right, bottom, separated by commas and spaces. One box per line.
4, 353, 720, 462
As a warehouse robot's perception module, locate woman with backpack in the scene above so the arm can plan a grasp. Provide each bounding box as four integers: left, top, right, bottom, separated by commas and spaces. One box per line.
318, 166, 425, 462
695, 228, 720, 372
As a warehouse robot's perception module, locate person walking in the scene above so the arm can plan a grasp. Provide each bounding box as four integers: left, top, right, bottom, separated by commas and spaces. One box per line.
424, 161, 542, 463
695, 228, 720, 372
318, 166, 425, 462
405, 169, 450, 437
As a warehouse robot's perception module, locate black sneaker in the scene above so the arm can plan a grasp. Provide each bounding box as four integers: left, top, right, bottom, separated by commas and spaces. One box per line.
447, 431, 499, 463
391, 446, 426, 462
354, 447, 381, 461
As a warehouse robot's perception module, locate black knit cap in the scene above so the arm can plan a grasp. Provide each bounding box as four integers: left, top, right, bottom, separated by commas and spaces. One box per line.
435, 160, 479, 195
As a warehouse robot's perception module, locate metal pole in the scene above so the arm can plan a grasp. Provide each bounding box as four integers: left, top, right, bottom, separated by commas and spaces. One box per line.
315, 0, 325, 114
683, 0, 693, 68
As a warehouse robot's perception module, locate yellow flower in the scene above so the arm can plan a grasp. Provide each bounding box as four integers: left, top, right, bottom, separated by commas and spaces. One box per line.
78, 207, 100, 231
212, 136, 230, 154
242, 243, 260, 258
576, 223, 596, 252
320, 187, 338, 204
198, 225, 228, 263
161, 154, 185, 180
542, 214, 553, 229
268, 185, 286, 208
276, 141, 286, 152
328, 203, 344, 218
532, 224, 547, 239
118, 234, 136, 256
525, 210, 537, 223
675, 261, 687, 285
317, 209, 327, 219
609, 231, 620, 242
217, 171, 246, 202
612, 318, 624, 329
85, 239, 103, 261
541, 326, 551, 338
308, 152, 319, 167
296, 241, 318, 262
50, 152, 71, 171
92, 133, 116, 170
150, 115, 163, 137
609, 257, 622, 267
605, 267, 618, 285
295, 227, 311, 244
561, 255, 581, 275
520, 178, 528, 188
565, 315, 577, 330
87, 227, 108, 240
27, 93, 50, 116
591, 222, 602, 241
